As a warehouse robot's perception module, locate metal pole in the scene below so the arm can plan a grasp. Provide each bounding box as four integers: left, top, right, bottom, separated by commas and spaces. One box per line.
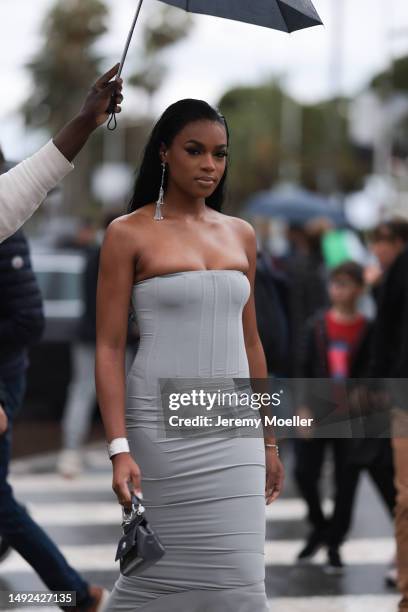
279, 87, 302, 184
329, 0, 344, 98
373, 0, 394, 176
321, 0, 345, 194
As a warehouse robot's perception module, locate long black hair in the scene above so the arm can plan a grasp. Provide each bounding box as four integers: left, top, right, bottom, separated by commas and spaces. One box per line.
128, 99, 229, 213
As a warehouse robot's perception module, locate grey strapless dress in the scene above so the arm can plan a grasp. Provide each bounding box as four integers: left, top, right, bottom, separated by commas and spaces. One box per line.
106, 270, 269, 611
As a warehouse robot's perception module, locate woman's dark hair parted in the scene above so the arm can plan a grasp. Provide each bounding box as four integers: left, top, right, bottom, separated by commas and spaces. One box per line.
128, 99, 229, 214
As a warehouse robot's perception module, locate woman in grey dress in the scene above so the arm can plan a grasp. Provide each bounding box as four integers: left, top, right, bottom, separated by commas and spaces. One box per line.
95, 99, 285, 611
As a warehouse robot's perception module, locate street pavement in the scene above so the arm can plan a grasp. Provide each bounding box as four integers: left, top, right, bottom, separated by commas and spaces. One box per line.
0, 441, 400, 611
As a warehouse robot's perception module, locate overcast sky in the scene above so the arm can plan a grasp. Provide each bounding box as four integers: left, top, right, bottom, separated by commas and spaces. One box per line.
1, 0, 408, 159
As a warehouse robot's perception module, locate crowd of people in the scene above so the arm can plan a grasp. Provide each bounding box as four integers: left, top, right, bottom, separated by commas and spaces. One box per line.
255, 218, 408, 605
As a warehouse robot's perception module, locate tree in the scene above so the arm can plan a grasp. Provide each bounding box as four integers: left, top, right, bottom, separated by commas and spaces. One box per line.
23, 0, 108, 214
218, 83, 285, 214
371, 56, 408, 97
128, 5, 192, 105
24, 0, 108, 132
301, 97, 363, 193
218, 82, 365, 214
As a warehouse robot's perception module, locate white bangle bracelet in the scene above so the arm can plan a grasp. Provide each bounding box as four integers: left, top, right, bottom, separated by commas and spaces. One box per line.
108, 437, 130, 459
265, 443, 279, 456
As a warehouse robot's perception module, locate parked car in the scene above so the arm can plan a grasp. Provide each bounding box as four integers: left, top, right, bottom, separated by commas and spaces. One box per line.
23, 247, 138, 421
23, 250, 86, 420
30, 250, 86, 342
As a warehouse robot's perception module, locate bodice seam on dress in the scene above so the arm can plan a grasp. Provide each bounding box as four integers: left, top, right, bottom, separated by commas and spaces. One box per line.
133, 269, 246, 287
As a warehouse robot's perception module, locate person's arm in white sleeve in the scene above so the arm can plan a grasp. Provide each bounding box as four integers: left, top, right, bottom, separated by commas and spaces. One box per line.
0, 64, 123, 243
0, 141, 73, 242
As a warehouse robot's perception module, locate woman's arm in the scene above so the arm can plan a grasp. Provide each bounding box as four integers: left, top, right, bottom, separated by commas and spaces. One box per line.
96, 217, 141, 507
239, 219, 272, 418
238, 219, 285, 504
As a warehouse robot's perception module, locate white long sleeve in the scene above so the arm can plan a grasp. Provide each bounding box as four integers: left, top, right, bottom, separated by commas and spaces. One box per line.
0, 140, 74, 243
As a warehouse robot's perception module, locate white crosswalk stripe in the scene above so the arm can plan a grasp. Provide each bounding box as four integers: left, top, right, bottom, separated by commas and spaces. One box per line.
22, 502, 122, 525
3, 446, 401, 611
10, 498, 333, 525
269, 595, 400, 612
0, 538, 397, 573
8, 473, 112, 492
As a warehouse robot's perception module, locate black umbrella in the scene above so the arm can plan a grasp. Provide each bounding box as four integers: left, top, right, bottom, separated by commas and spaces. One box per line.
107, 0, 323, 128
160, 0, 322, 32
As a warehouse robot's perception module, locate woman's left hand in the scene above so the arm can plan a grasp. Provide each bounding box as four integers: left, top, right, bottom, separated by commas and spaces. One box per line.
265, 448, 284, 505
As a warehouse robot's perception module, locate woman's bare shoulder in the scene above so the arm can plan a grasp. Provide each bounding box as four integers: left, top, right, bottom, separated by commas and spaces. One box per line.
104, 205, 156, 241
213, 211, 255, 241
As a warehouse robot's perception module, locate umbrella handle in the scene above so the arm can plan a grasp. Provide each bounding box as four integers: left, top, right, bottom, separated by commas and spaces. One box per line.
107, 0, 145, 131
107, 87, 118, 113
107, 93, 118, 131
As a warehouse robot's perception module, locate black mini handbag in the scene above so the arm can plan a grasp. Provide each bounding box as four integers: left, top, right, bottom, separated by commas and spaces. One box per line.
115, 494, 166, 577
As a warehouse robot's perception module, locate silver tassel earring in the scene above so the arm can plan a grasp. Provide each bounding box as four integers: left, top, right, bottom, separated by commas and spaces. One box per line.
154, 162, 166, 220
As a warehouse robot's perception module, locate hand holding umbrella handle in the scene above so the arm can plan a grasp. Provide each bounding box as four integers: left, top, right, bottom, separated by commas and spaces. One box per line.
53, 65, 123, 160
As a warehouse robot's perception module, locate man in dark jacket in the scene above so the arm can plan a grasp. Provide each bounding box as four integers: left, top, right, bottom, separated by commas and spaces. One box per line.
0, 229, 107, 609
254, 248, 290, 377
281, 222, 329, 377
369, 220, 408, 611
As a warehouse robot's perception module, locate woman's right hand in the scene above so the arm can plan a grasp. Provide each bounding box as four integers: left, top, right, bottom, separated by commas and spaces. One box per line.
111, 453, 142, 510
